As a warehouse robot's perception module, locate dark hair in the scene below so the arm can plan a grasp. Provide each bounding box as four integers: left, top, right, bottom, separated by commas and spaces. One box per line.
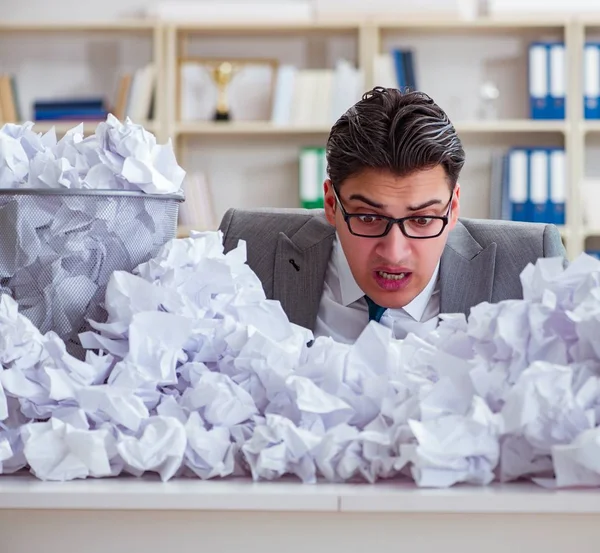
326, 87, 465, 190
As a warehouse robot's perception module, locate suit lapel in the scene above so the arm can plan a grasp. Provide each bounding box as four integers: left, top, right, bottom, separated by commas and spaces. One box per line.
273, 213, 335, 330
440, 221, 497, 316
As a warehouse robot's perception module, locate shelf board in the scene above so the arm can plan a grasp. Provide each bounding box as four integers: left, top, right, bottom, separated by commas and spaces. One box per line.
170, 21, 361, 33
0, 20, 157, 32
584, 228, 600, 238
175, 121, 333, 136
175, 120, 566, 136
168, 17, 568, 32
582, 121, 600, 134
374, 16, 568, 30
454, 120, 567, 133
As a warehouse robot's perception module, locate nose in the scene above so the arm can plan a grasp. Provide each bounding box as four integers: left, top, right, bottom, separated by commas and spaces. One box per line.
375, 223, 412, 263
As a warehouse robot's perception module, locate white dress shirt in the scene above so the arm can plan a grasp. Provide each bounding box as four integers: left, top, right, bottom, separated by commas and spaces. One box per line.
314, 236, 440, 343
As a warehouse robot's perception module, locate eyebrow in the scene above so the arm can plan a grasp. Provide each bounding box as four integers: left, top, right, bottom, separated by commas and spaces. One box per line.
347, 193, 384, 209
347, 194, 443, 212
406, 199, 443, 211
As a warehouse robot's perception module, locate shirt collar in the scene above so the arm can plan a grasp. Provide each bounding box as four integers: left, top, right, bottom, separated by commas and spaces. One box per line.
334, 235, 440, 322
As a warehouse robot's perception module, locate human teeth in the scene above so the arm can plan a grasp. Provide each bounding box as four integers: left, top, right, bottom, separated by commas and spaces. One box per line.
378, 271, 406, 280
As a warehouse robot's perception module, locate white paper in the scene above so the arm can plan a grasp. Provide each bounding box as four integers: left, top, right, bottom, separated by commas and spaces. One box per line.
0, 117, 185, 348
1, 216, 600, 487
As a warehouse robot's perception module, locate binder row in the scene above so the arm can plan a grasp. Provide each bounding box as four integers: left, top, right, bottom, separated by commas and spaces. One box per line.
529, 41, 600, 119
299, 147, 326, 209
504, 147, 566, 225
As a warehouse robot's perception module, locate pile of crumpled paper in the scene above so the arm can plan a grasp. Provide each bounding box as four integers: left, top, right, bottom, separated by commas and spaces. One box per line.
0, 117, 185, 344
0, 228, 599, 488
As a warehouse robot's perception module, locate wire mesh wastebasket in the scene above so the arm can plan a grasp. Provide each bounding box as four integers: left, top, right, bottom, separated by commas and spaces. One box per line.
0, 189, 183, 358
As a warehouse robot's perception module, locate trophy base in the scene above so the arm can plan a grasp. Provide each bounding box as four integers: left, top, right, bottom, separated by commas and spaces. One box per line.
213, 111, 230, 122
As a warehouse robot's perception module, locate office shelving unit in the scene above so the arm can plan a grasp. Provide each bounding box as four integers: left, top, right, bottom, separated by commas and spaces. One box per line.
1, 16, 599, 259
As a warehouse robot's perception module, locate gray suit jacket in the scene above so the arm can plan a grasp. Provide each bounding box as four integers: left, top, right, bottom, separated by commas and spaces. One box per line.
219, 208, 567, 330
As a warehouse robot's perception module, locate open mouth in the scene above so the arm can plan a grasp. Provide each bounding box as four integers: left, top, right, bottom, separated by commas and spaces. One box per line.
374, 269, 412, 290
377, 270, 408, 281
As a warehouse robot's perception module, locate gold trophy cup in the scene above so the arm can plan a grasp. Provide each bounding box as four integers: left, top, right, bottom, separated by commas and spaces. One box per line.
210, 61, 239, 121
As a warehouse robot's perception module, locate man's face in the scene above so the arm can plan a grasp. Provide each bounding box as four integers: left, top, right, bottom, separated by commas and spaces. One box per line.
324, 166, 460, 309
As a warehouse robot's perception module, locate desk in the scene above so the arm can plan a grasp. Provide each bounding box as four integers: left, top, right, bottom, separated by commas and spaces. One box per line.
0, 474, 599, 552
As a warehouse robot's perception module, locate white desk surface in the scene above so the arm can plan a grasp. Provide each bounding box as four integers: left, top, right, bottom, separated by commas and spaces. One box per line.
0, 472, 598, 513
2, 474, 600, 553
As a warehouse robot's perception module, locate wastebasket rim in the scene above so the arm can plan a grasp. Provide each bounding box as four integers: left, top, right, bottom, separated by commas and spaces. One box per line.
0, 189, 184, 201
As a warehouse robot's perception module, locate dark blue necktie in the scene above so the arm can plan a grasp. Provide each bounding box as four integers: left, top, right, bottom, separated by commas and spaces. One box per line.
365, 296, 387, 323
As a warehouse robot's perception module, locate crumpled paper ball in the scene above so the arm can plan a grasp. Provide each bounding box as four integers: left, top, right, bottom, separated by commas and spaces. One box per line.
0, 116, 185, 194
0, 228, 600, 489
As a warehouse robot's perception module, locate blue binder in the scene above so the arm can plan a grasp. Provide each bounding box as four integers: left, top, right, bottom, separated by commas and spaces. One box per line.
548, 147, 566, 225
548, 43, 565, 119
508, 148, 529, 221
529, 148, 549, 223
529, 42, 550, 119
392, 49, 406, 90
584, 42, 600, 120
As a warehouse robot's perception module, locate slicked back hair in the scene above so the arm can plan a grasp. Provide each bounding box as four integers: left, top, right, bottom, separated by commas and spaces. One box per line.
326, 87, 465, 190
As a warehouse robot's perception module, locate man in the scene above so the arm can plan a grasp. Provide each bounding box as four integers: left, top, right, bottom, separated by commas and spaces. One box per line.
219, 87, 567, 343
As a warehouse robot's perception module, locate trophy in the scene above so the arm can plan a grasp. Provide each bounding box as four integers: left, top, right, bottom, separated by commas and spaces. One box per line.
178, 57, 278, 123
478, 80, 500, 120
210, 61, 240, 122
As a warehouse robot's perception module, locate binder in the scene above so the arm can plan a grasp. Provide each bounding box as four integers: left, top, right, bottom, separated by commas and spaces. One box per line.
392, 49, 417, 92
508, 148, 528, 221
549, 148, 566, 225
529, 42, 549, 119
392, 49, 407, 90
529, 149, 549, 223
548, 43, 566, 119
299, 147, 323, 209
404, 51, 417, 91
584, 42, 600, 119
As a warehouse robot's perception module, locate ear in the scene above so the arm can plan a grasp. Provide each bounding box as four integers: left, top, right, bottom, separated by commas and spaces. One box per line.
323, 179, 337, 226
449, 183, 460, 229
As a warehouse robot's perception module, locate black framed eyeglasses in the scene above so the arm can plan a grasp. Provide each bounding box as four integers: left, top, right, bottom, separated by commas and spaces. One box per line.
332, 186, 453, 239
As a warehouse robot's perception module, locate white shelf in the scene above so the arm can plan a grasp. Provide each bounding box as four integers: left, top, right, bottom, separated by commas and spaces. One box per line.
175, 120, 567, 136
171, 21, 361, 33
0, 474, 599, 513
175, 121, 333, 136
375, 17, 568, 30
454, 120, 567, 133
0, 20, 157, 32
582, 121, 600, 134
584, 228, 600, 238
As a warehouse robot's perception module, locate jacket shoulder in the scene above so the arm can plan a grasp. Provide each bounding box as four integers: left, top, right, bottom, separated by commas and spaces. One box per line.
458, 218, 565, 259
219, 207, 322, 252
459, 218, 545, 243
456, 218, 567, 303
